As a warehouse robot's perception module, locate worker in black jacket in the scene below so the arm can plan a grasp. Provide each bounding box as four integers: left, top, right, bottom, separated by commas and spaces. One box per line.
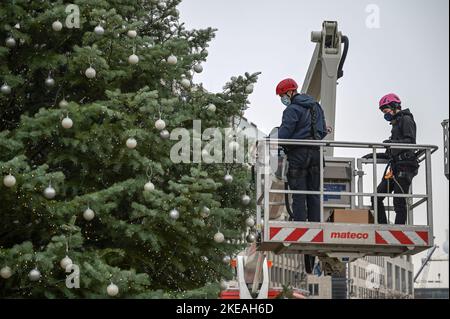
367, 93, 419, 225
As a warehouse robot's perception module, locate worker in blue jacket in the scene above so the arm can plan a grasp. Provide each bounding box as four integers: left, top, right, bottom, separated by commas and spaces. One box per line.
276, 78, 328, 223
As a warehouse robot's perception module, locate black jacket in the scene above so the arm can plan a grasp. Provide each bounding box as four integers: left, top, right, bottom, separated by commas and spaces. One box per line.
387, 109, 418, 169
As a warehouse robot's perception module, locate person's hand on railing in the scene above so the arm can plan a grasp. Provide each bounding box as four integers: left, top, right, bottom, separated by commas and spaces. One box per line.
383, 139, 393, 144
362, 153, 389, 160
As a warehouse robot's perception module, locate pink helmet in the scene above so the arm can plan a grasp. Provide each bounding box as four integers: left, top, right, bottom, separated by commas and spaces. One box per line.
379, 93, 401, 109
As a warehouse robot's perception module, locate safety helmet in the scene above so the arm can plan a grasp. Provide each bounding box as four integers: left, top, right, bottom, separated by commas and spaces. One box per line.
379, 93, 402, 109
276, 78, 298, 96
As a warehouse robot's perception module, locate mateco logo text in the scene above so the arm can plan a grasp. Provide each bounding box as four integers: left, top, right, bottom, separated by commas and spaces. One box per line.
331, 232, 369, 240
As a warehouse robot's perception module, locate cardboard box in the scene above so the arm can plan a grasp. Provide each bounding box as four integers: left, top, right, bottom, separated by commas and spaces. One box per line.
329, 209, 374, 224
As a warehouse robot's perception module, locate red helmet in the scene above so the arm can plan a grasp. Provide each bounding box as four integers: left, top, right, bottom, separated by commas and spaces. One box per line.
379, 93, 401, 109
276, 78, 298, 96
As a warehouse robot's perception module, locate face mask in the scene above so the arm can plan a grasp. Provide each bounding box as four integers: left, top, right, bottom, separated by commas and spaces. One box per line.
384, 113, 394, 122
281, 95, 291, 107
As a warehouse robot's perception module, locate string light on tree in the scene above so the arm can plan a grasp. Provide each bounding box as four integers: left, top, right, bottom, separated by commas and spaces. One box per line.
52, 20, 63, 32
3, 174, 16, 188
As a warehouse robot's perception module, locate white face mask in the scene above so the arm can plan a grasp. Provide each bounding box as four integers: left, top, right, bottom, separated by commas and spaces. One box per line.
281, 95, 291, 106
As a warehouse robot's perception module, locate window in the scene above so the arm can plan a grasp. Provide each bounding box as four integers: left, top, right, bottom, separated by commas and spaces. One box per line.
308, 284, 319, 296
354, 265, 357, 277
401, 269, 406, 293
387, 262, 393, 289
395, 266, 400, 291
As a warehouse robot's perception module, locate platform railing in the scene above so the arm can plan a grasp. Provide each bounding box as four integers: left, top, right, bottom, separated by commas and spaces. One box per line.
255, 139, 438, 242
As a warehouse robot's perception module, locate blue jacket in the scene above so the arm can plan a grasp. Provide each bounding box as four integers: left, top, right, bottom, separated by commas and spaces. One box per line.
278, 94, 327, 140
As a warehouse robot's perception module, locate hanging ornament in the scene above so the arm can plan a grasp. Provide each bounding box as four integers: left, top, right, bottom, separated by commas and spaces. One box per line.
107, 283, 119, 296
246, 233, 256, 243
43, 185, 56, 199
1, 83, 11, 95
206, 103, 216, 113
242, 195, 251, 206
245, 217, 255, 228
214, 231, 225, 243
127, 30, 137, 38
229, 141, 239, 152
60, 256, 73, 270
45, 76, 55, 88
180, 78, 191, 89
169, 209, 180, 220
0, 266, 12, 279
155, 119, 166, 131
83, 207, 95, 221
128, 53, 139, 65
3, 174, 16, 188
160, 129, 170, 140
222, 256, 231, 265
14, 23, 20, 29
224, 173, 233, 184
5, 37, 16, 48
94, 25, 105, 35
126, 138, 137, 149
52, 20, 63, 32
59, 99, 69, 108
61, 116, 73, 129
144, 181, 155, 192
245, 84, 254, 94
201, 206, 210, 218
85, 66, 96, 79
167, 55, 178, 65
193, 64, 203, 73
28, 268, 41, 281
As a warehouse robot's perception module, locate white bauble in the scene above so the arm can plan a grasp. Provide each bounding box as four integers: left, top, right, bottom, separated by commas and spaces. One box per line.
201, 206, 210, 218
85, 67, 96, 79
206, 103, 216, 113
193, 64, 203, 73
160, 130, 170, 140
224, 174, 233, 184
180, 78, 191, 89
167, 55, 178, 65
246, 217, 255, 228
0, 266, 12, 279
242, 195, 251, 206
144, 182, 155, 192
155, 119, 166, 131
229, 141, 239, 152
60, 256, 73, 270
94, 25, 105, 35
1, 84, 11, 94
45, 77, 55, 88
28, 268, 41, 281
107, 283, 119, 296
62, 117, 73, 129
214, 232, 225, 243
126, 138, 137, 149
59, 99, 69, 108
245, 84, 254, 94
3, 174, 16, 188
220, 280, 228, 290
222, 256, 231, 265
5, 37, 16, 48
127, 30, 137, 38
43, 186, 56, 199
52, 20, 63, 31
83, 208, 95, 221
128, 54, 139, 65
169, 209, 180, 220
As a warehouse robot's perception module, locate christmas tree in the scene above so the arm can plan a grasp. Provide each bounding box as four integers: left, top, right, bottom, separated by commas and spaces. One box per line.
0, 0, 259, 298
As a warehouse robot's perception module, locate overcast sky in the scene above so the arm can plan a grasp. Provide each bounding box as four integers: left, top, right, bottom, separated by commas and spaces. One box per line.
179, 0, 449, 288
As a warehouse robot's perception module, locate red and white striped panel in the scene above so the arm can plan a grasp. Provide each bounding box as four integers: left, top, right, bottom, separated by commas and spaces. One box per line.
375, 230, 429, 246
269, 227, 323, 243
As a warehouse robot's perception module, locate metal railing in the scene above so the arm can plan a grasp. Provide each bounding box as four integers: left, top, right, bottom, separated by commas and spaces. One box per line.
255, 139, 438, 237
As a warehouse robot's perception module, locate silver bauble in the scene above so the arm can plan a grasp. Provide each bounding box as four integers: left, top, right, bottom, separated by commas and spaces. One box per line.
83, 208, 95, 221
126, 138, 137, 149
61, 117, 73, 129
45, 77, 55, 88
59, 99, 69, 108
107, 283, 119, 296
85, 67, 97, 79
3, 174, 16, 188
193, 64, 203, 73
52, 20, 63, 32
5, 37, 16, 48
0, 266, 12, 279
246, 233, 256, 243
155, 119, 166, 131
245, 217, 255, 228
222, 256, 231, 265
242, 195, 251, 206
43, 186, 56, 199
224, 174, 233, 183
169, 209, 180, 220
214, 232, 225, 243
60, 256, 73, 270
128, 54, 139, 65
28, 268, 41, 281
94, 25, 105, 35
167, 55, 178, 65
201, 206, 210, 218
160, 129, 170, 140
1, 84, 11, 94
127, 30, 137, 38
144, 182, 155, 192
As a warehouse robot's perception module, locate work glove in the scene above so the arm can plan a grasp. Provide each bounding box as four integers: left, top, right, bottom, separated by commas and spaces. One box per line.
383, 139, 393, 144
362, 153, 389, 160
